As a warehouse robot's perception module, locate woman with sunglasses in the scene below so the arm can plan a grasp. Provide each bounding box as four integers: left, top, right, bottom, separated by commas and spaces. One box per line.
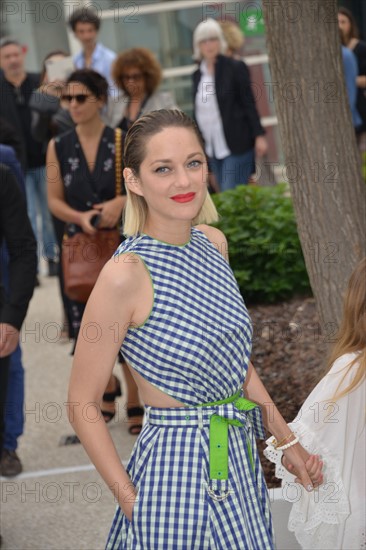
107, 47, 177, 131
47, 69, 143, 433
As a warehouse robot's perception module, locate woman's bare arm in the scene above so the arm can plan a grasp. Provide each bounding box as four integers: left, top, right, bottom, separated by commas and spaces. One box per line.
67, 255, 144, 518
244, 362, 323, 490
200, 226, 323, 490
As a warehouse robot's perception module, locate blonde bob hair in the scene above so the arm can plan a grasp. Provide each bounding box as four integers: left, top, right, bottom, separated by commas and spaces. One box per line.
326, 257, 366, 401
123, 109, 219, 236
192, 18, 227, 61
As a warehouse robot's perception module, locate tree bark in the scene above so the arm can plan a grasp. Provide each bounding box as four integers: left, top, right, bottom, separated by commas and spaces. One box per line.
262, 0, 366, 332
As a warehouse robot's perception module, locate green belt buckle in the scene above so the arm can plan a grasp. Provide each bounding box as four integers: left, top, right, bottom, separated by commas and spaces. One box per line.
210, 415, 229, 480
208, 395, 257, 480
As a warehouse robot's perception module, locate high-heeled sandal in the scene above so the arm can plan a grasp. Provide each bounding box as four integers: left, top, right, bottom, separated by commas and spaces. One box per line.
101, 375, 122, 423
127, 406, 144, 435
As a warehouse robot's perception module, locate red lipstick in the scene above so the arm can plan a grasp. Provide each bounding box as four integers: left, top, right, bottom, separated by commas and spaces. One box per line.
171, 193, 196, 203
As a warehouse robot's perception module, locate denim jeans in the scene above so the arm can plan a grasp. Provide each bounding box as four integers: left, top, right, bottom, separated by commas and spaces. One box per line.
3, 344, 24, 451
0, 245, 25, 451
25, 166, 58, 262
0, 355, 10, 456
210, 149, 255, 191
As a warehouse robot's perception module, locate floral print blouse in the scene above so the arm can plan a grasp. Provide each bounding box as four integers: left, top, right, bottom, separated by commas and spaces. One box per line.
54, 126, 124, 235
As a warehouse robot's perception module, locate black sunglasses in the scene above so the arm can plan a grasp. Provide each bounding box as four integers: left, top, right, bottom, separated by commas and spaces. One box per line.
61, 94, 93, 104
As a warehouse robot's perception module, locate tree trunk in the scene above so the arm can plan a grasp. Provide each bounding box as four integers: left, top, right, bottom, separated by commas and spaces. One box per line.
262, 0, 366, 332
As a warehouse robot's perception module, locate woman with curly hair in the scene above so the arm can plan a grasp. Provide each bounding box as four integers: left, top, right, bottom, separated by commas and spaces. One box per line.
107, 47, 177, 130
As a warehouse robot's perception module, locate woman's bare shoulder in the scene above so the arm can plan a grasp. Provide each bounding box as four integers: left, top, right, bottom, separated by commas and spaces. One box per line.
195, 224, 228, 260
97, 251, 147, 295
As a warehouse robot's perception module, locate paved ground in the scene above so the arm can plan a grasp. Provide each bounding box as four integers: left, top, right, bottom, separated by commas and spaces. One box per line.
0, 274, 299, 550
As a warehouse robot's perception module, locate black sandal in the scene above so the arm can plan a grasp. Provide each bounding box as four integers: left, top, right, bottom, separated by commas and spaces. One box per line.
127, 406, 144, 435
101, 375, 122, 423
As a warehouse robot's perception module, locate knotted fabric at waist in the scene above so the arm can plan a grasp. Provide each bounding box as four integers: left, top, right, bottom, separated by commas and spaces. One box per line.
145, 390, 265, 481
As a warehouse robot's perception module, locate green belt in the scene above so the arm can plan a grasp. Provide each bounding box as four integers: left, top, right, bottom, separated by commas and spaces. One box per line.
197, 391, 258, 480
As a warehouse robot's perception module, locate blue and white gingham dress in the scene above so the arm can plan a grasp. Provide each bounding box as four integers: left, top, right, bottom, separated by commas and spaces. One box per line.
107, 228, 274, 550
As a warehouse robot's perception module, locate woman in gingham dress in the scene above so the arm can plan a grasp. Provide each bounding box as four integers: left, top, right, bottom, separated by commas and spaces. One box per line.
68, 110, 323, 549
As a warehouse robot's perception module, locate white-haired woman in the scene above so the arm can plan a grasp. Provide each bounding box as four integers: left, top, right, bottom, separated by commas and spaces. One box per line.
193, 18, 267, 191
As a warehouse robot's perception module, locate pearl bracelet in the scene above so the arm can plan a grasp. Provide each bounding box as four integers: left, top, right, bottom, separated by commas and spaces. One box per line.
273, 432, 295, 448
276, 436, 299, 451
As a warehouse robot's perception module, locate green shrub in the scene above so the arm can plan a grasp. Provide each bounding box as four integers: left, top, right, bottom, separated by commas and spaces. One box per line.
211, 184, 311, 303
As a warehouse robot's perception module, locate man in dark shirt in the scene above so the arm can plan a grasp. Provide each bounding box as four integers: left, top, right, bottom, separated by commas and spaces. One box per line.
0, 37, 57, 275
0, 117, 23, 165
0, 145, 27, 476
0, 164, 37, 468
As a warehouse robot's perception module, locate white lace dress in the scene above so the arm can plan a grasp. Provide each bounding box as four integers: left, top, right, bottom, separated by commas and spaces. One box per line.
264, 352, 365, 549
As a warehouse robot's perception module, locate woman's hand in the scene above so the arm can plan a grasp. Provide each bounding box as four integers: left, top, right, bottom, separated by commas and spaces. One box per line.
93, 197, 125, 229
0, 323, 20, 358
39, 80, 65, 97
255, 136, 268, 158
282, 444, 323, 491
243, 363, 323, 492
120, 490, 138, 522
356, 75, 366, 89
78, 210, 100, 235
68, 254, 142, 528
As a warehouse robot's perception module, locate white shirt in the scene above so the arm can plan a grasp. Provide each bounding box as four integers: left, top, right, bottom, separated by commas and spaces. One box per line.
194, 61, 231, 160
74, 43, 117, 94
265, 352, 366, 550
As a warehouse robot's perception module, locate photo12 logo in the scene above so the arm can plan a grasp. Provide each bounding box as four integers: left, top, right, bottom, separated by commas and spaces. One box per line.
0, 2, 139, 25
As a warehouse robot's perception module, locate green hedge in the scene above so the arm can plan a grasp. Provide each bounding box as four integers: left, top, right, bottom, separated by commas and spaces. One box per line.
211, 184, 311, 303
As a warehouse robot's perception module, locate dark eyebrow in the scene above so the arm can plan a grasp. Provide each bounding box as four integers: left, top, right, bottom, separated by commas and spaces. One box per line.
187, 152, 204, 159
149, 158, 171, 165
149, 152, 204, 166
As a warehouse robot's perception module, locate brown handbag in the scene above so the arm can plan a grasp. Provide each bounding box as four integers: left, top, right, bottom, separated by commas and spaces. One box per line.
62, 128, 123, 303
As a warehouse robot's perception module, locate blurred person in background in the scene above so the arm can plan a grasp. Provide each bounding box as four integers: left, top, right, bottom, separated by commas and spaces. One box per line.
192, 19, 267, 191
107, 47, 177, 131
218, 20, 272, 186
30, 50, 75, 339
219, 19, 245, 59
338, 7, 366, 147
341, 43, 363, 131
30, 50, 74, 143
47, 69, 143, 434
69, 7, 117, 95
0, 37, 58, 279
0, 164, 37, 483
0, 117, 22, 164
0, 136, 27, 477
